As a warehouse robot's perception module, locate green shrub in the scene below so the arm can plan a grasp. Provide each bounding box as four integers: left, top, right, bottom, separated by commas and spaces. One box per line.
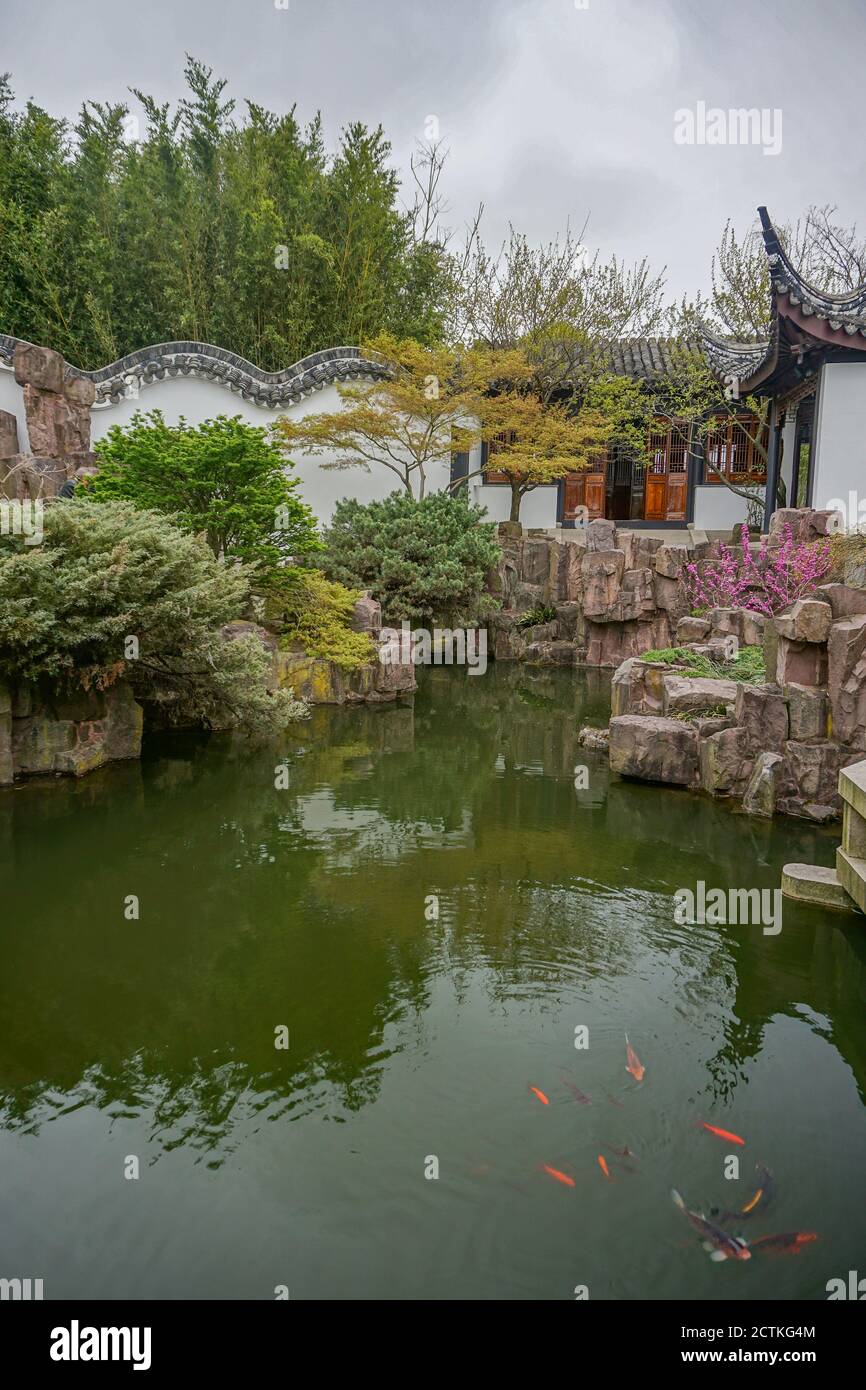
260, 569, 375, 670
517, 604, 557, 629
318, 490, 500, 626
87, 411, 319, 568
642, 646, 708, 669
642, 644, 766, 683
0, 499, 305, 732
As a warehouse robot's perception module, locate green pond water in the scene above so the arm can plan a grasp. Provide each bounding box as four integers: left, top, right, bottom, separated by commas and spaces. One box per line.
1, 664, 865, 1301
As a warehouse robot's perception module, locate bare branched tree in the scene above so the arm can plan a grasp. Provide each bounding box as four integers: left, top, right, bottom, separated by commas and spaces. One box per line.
406, 139, 452, 248
692, 205, 866, 341
446, 217, 669, 401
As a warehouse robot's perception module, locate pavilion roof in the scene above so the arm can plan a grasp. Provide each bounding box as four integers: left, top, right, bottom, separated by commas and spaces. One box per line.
700, 206, 866, 395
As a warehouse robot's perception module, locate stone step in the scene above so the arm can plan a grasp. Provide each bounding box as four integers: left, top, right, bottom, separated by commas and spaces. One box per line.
781, 863, 860, 912
836, 847, 866, 914
839, 760, 866, 817
842, 801, 866, 858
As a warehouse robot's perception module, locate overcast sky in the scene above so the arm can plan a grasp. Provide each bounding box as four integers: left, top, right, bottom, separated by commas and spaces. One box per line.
3, 0, 866, 307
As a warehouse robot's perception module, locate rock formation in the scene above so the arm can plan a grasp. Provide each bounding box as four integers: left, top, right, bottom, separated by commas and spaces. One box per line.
488, 519, 697, 669
606, 565, 866, 822
275, 594, 416, 704
0, 680, 143, 784
0, 343, 96, 500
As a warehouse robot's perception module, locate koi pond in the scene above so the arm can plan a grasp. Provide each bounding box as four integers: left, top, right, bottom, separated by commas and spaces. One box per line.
1, 665, 865, 1300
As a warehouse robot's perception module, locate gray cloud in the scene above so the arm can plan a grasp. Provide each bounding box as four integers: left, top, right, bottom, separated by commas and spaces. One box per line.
2, 0, 865, 303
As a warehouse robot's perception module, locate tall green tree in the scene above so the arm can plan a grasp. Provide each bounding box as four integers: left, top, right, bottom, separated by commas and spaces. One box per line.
86, 411, 318, 566
0, 59, 450, 369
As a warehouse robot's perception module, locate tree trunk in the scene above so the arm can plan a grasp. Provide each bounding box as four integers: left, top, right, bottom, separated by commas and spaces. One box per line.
510, 484, 522, 523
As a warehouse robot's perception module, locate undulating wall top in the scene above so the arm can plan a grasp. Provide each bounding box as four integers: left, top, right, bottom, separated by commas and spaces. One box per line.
0, 336, 391, 408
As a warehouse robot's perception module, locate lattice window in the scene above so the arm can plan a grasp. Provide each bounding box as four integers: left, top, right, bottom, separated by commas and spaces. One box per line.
647, 420, 688, 474
668, 430, 687, 473
704, 415, 767, 481
483, 431, 516, 483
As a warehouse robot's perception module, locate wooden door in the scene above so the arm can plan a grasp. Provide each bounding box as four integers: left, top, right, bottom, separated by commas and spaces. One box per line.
645, 422, 688, 521
645, 472, 667, 520
563, 464, 605, 521
666, 473, 687, 521
665, 428, 687, 520
584, 473, 605, 517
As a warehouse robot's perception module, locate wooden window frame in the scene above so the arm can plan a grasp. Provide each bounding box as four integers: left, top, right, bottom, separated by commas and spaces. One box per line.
482, 432, 516, 484
647, 419, 688, 476
703, 414, 767, 484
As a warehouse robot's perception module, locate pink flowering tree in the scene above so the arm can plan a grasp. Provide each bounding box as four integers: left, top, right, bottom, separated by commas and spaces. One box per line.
685, 524, 831, 618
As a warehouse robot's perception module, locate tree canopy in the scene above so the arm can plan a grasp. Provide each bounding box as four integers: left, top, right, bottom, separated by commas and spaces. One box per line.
0, 58, 449, 370
319, 490, 499, 625
275, 333, 531, 499
0, 498, 303, 731
87, 410, 318, 566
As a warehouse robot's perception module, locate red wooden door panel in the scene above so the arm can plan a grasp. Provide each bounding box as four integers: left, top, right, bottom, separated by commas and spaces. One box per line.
584, 474, 605, 518
666, 473, 687, 521
563, 475, 585, 520
564, 471, 605, 521
645, 474, 667, 520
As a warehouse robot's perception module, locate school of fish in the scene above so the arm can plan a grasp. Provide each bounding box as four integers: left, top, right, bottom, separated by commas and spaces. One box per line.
528, 1035, 818, 1263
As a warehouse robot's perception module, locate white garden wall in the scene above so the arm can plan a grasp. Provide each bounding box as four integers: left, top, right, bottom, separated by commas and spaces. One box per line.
811, 361, 866, 519
693, 481, 760, 533
0, 362, 29, 451
469, 480, 560, 528
90, 375, 452, 525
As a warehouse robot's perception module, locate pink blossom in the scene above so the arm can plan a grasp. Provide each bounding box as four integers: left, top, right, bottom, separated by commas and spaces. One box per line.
685, 524, 831, 616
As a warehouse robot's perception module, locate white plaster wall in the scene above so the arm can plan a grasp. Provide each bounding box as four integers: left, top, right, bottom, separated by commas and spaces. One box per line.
693, 482, 762, 532
811, 362, 866, 518
779, 408, 798, 505
468, 480, 559, 528
0, 364, 28, 451
91, 375, 452, 524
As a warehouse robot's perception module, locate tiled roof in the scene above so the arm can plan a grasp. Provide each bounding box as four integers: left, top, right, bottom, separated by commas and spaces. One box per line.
0, 337, 391, 407
701, 206, 866, 384
567, 337, 704, 380
699, 328, 774, 381
0, 332, 710, 407
759, 206, 866, 332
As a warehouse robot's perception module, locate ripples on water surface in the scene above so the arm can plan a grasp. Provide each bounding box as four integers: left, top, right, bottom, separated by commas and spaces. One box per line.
1, 665, 865, 1299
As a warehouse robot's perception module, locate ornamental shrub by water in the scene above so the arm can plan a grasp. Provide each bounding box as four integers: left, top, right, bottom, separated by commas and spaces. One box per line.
684, 524, 830, 617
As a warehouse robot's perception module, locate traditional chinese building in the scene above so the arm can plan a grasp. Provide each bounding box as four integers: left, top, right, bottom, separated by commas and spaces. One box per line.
465, 338, 769, 535
3, 205, 864, 535
701, 206, 866, 532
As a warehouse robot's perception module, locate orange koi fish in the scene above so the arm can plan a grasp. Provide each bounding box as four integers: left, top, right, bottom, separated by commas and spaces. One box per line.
597, 1154, 613, 1181
625, 1034, 645, 1083
699, 1122, 745, 1147
750, 1231, 817, 1256
736, 1165, 774, 1216
529, 1086, 550, 1106
712, 1165, 774, 1224
542, 1164, 576, 1188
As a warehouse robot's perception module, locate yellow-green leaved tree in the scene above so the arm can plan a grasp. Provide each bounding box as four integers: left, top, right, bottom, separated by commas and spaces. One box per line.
478, 393, 612, 523
273, 333, 531, 499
